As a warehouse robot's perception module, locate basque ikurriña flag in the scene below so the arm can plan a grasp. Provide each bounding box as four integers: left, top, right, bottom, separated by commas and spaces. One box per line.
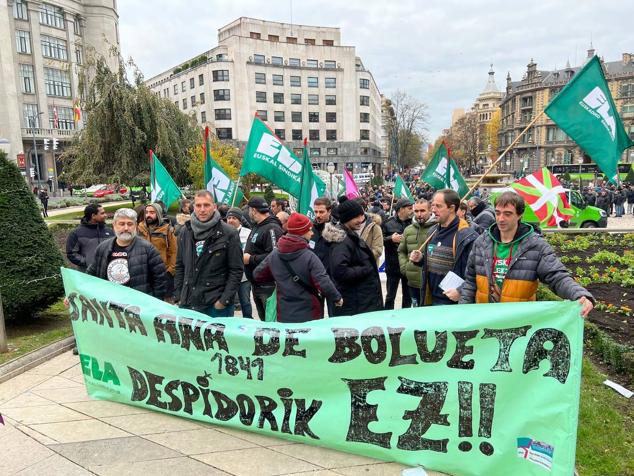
511, 167, 574, 226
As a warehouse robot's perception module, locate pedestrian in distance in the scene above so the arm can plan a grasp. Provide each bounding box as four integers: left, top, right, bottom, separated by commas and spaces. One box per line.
38, 188, 49, 217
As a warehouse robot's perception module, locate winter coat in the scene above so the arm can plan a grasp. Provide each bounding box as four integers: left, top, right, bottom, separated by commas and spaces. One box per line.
471, 202, 496, 234
138, 220, 177, 275
244, 215, 284, 284
87, 237, 167, 298
174, 213, 191, 236
382, 215, 412, 275
66, 219, 114, 271
459, 223, 594, 304
174, 217, 243, 311
359, 213, 384, 265
254, 234, 341, 323
310, 220, 333, 274
613, 191, 626, 206
626, 189, 634, 204
596, 195, 610, 211
397, 217, 437, 289
324, 223, 383, 316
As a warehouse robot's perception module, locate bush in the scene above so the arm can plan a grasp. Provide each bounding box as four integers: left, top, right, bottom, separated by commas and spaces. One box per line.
264, 185, 276, 204
0, 151, 65, 319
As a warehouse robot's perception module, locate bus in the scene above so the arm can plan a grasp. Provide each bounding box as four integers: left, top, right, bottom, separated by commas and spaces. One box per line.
546, 163, 631, 181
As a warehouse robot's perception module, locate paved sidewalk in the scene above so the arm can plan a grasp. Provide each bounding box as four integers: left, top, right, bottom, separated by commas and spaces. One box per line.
0, 351, 448, 476
47, 201, 132, 217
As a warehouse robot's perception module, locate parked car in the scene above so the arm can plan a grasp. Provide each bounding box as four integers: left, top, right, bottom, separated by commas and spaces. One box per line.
93, 185, 128, 198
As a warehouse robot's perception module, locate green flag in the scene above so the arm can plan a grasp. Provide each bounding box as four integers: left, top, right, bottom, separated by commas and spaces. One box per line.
204, 127, 244, 205
545, 55, 634, 183
297, 140, 324, 220
150, 151, 181, 208
394, 175, 414, 200
421, 143, 469, 196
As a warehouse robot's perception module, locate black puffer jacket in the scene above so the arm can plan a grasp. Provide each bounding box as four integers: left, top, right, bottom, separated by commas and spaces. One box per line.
87, 237, 167, 298
382, 216, 412, 275
324, 223, 383, 316
471, 202, 496, 234
66, 219, 114, 271
174, 214, 243, 311
310, 220, 333, 274
244, 215, 284, 283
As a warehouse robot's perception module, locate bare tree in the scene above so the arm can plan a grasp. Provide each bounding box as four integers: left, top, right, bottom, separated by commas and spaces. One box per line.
448, 113, 478, 171
384, 91, 429, 171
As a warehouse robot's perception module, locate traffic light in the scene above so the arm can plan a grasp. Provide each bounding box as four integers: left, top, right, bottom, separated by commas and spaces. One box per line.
53, 137, 59, 150
30, 167, 35, 178
43, 139, 49, 151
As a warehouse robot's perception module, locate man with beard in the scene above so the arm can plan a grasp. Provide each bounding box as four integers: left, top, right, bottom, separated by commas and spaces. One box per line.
398, 199, 436, 307
325, 199, 383, 316
174, 191, 243, 317
66, 203, 113, 272
138, 203, 177, 301
88, 208, 167, 298
382, 198, 413, 309
309, 197, 334, 273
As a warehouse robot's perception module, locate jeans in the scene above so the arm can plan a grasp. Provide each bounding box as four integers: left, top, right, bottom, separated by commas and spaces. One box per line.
628, 202, 634, 214
237, 280, 253, 319
408, 286, 422, 308
252, 284, 275, 320
615, 204, 625, 217
203, 304, 235, 318
384, 274, 411, 310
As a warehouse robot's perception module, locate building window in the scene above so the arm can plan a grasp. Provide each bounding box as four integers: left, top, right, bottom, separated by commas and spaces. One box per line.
256, 110, 268, 121
323, 39, 334, 46
216, 128, 233, 140
269, 35, 279, 42
181, 81, 186, 92
191, 95, 196, 106
272, 74, 283, 86
48, 106, 74, 130
327, 147, 337, 155
215, 108, 231, 120
290, 76, 301, 87
40, 3, 65, 29
274, 111, 285, 122
326, 112, 337, 123
189, 77, 194, 89
41, 35, 68, 60
309, 130, 320, 141
305, 38, 315, 45
521, 96, 533, 108
325, 95, 336, 106
213, 70, 229, 81
292, 129, 302, 140
255, 72, 266, 84
622, 103, 634, 114
174, 84, 178, 95
272, 56, 283, 65
256, 91, 267, 103
291, 93, 301, 105
273, 93, 284, 104
291, 111, 302, 122
326, 130, 337, 141
250, 32, 261, 39
309, 112, 319, 122
546, 126, 567, 142
360, 78, 370, 89
13, 0, 28, 20
214, 89, 230, 101
293, 148, 303, 156
360, 95, 370, 106
287, 37, 297, 44
253, 54, 265, 64
182, 98, 187, 109
360, 112, 370, 123
163, 88, 169, 98
23, 104, 40, 128
620, 83, 634, 98
174, 101, 178, 108
307, 59, 318, 68
44, 67, 71, 97
360, 129, 370, 140
310, 147, 321, 156
275, 129, 285, 140
73, 15, 82, 36
75, 48, 83, 64
19, 64, 35, 93
360, 147, 369, 155
199, 74, 204, 86
308, 77, 318, 88
200, 92, 205, 104
324, 60, 336, 68
308, 94, 319, 105
325, 77, 336, 88
201, 111, 207, 123
289, 57, 300, 67
15, 30, 31, 54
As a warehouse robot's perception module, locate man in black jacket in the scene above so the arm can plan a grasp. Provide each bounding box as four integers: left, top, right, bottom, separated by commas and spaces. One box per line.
87, 208, 167, 298
382, 198, 413, 309
468, 197, 496, 234
66, 204, 113, 271
310, 197, 334, 273
243, 197, 284, 320
174, 190, 243, 317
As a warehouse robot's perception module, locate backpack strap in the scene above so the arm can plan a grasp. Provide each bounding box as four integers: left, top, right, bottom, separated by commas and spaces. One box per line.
279, 257, 323, 300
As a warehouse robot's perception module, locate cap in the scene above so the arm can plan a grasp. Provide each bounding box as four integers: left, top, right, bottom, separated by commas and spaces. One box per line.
394, 198, 414, 212
247, 196, 270, 213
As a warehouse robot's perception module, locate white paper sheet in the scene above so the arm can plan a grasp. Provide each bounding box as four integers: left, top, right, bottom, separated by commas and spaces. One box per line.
603, 379, 633, 398
439, 271, 465, 291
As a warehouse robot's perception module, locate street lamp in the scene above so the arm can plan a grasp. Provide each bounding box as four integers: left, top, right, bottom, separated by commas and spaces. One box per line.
28, 112, 44, 187
326, 162, 335, 198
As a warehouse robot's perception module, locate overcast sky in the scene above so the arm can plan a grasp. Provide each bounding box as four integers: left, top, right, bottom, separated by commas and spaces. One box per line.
119, 0, 632, 141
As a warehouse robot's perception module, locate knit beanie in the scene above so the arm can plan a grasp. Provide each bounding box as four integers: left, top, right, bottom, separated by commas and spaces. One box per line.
337, 200, 364, 224
287, 212, 312, 236
226, 207, 243, 220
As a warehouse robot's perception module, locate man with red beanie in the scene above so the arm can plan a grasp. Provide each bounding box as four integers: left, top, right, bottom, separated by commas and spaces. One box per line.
254, 213, 342, 322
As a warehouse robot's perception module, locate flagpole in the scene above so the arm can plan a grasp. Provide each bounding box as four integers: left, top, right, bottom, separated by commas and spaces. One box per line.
462, 110, 545, 199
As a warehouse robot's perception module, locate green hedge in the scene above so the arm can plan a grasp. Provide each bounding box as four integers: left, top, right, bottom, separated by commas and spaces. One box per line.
0, 151, 65, 319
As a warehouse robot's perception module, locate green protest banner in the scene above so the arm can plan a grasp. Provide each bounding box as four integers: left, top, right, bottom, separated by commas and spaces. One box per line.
62, 268, 583, 476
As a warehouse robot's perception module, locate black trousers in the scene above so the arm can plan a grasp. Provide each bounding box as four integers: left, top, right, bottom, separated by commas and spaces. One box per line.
252, 284, 275, 320
384, 274, 411, 310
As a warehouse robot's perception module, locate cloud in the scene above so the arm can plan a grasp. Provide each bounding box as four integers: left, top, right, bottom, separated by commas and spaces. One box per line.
119, 0, 632, 140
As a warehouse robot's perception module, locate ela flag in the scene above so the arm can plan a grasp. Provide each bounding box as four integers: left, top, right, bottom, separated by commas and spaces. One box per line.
344, 169, 360, 199
297, 139, 320, 219
394, 175, 414, 200
203, 127, 244, 205
422, 144, 469, 196
511, 167, 574, 226
150, 151, 182, 208
545, 55, 634, 183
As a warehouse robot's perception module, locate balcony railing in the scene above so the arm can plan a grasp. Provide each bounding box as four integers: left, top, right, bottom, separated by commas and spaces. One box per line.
22, 127, 76, 138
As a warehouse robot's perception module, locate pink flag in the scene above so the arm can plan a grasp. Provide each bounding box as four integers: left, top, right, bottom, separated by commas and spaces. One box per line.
344, 169, 359, 199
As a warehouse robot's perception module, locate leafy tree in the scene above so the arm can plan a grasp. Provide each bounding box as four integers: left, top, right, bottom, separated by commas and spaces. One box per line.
61, 50, 199, 186
0, 151, 64, 320
264, 185, 276, 204
187, 140, 240, 190
483, 109, 501, 162
447, 113, 478, 169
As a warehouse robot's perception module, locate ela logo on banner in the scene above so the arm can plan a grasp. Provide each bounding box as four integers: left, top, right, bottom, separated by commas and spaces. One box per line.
256, 134, 302, 173
580, 86, 616, 140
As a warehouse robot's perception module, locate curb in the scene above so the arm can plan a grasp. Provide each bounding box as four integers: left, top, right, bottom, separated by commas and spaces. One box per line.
0, 336, 75, 384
